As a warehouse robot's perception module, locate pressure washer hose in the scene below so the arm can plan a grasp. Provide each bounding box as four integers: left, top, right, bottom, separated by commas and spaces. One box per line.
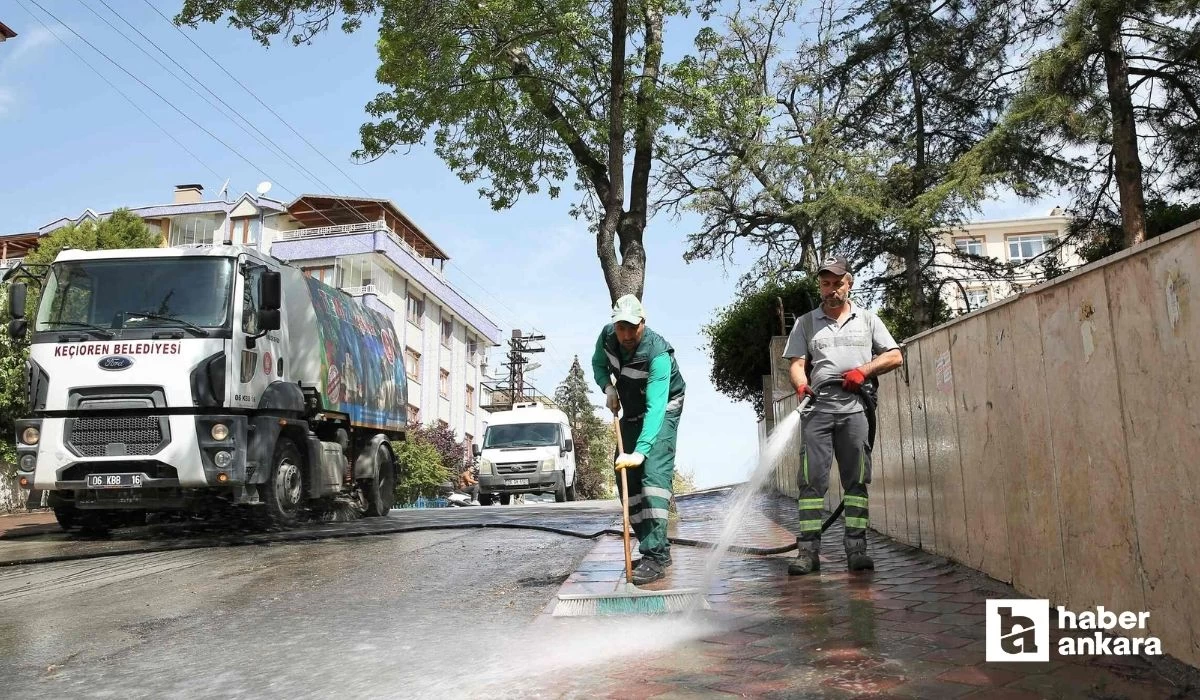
4, 381, 880, 567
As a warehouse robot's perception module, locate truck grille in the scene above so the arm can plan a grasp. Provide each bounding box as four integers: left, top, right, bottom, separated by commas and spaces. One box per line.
67, 416, 166, 457
496, 461, 538, 474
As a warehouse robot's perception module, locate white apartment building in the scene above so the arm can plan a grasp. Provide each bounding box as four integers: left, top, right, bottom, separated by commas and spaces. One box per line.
934, 208, 1085, 315
32, 184, 502, 444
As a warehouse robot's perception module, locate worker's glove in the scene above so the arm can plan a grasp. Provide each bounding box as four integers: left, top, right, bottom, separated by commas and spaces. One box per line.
605, 385, 621, 413
796, 384, 815, 400
614, 452, 645, 470
842, 368, 867, 392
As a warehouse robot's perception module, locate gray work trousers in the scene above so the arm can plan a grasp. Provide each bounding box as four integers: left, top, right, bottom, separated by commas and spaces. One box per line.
796, 410, 872, 543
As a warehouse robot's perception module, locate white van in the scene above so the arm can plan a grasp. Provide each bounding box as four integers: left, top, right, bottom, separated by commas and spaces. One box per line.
472, 403, 576, 505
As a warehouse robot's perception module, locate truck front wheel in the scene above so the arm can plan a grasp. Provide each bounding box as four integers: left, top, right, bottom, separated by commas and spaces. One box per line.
362, 444, 395, 517
261, 438, 305, 527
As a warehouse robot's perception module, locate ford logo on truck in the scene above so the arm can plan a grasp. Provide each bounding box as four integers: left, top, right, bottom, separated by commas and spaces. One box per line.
98, 356, 134, 371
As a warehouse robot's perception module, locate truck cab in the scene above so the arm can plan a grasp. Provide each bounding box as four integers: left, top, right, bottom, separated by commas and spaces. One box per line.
474, 403, 576, 505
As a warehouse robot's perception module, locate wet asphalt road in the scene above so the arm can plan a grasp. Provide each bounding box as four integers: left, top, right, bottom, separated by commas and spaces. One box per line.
0, 513, 610, 699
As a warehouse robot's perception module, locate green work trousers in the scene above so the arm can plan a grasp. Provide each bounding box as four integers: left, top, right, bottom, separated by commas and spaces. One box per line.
615, 402, 683, 563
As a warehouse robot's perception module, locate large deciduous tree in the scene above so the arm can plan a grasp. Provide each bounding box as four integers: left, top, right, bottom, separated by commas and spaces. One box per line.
177, 0, 705, 302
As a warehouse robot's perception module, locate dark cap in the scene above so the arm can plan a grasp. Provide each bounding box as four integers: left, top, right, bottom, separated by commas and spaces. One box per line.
817, 256, 850, 276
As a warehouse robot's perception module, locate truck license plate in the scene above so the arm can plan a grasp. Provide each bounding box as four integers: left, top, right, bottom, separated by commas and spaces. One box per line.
87, 473, 143, 489
505, 479, 529, 486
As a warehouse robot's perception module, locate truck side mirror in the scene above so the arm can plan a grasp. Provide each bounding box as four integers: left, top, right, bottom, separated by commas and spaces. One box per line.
7, 319, 26, 340
9, 282, 26, 319
257, 309, 281, 331
472, 443, 481, 458
564, 439, 574, 453
261, 271, 282, 311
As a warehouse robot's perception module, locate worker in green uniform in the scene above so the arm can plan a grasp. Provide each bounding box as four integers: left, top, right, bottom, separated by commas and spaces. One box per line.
592, 294, 687, 585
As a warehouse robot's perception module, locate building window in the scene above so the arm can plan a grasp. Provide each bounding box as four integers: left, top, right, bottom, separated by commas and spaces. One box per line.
1007, 234, 1053, 263
437, 419, 449, 430
441, 316, 453, 348
465, 384, 475, 413
303, 266, 336, 285
408, 404, 421, 425
405, 348, 421, 381
954, 237, 984, 257
439, 369, 450, 398
232, 217, 257, 246
407, 294, 425, 326
168, 215, 221, 247
467, 338, 479, 365
964, 288, 989, 311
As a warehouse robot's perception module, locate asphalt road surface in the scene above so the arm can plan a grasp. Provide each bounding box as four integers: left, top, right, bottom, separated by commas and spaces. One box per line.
0, 527, 616, 699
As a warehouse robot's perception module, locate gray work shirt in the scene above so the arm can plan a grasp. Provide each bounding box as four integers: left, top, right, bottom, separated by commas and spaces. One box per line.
782, 303, 900, 413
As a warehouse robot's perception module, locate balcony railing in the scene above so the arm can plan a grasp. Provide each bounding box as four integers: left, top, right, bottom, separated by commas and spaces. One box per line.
342, 284, 380, 296
278, 221, 447, 282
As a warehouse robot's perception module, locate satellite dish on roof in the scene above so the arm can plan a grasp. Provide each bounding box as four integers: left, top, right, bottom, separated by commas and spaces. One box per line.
255, 181, 273, 196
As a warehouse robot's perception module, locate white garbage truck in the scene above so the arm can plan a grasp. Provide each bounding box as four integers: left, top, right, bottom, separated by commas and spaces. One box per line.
5, 245, 408, 531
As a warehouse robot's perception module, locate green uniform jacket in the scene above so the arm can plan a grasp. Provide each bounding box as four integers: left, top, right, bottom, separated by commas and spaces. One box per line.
591, 324, 686, 455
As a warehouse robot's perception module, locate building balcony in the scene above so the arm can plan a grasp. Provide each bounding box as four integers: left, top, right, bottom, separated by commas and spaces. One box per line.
271, 223, 501, 345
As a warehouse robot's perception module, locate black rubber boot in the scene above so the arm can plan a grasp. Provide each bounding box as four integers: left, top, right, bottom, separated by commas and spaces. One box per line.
631, 557, 668, 585
788, 538, 820, 575
845, 536, 874, 572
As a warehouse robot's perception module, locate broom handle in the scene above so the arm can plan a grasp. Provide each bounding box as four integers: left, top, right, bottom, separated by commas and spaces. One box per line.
614, 414, 633, 585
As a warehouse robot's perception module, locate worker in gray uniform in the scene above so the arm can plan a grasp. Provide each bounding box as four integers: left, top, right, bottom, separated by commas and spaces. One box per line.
782, 257, 903, 574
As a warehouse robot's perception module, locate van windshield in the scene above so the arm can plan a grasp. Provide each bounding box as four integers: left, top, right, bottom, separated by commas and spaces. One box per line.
483, 423, 561, 449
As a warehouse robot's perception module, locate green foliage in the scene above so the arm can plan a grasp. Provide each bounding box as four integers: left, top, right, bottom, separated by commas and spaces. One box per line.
554, 356, 613, 500
390, 438, 450, 504
1077, 198, 1200, 264
406, 421, 473, 476
877, 278, 952, 342
0, 210, 160, 471
672, 467, 696, 495
702, 276, 819, 421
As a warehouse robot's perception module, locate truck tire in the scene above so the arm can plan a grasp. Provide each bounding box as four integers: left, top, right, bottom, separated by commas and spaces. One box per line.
53, 506, 78, 531
261, 437, 305, 527
554, 473, 567, 503
499, 493, 511, 506
363, 444, 395, 517
478, 493, 493, 506
566, 478, 577, 502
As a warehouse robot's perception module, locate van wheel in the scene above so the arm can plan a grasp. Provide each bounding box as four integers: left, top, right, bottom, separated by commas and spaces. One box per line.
554, 474, 567, 503
478, 493, 493, 506
566, 480, 577, 502
499, 493, 511, 506
362, 444, 395, 517
260, 437, 304, 527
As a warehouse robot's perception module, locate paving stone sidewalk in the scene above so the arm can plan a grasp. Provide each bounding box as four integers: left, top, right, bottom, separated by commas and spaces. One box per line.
537, 490, 1199, 699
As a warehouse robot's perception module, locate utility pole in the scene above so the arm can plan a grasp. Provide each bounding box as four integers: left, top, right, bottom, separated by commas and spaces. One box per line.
492, 329, 548, 409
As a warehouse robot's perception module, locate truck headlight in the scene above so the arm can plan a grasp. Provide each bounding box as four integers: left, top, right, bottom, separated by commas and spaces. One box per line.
21, 427, 39, 445
18, 455, 35, 472
539, 458, 555, 472
214, 451, 233, 468
210, 423, 230, 441
478, 459, 493, 475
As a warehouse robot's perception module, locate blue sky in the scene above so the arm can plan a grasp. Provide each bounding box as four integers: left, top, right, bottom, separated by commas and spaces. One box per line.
0, 2, 1051, 488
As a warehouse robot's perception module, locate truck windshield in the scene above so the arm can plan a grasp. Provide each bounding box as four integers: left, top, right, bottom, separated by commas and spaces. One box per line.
35, 258, 235, 333
483, 423, 561, 449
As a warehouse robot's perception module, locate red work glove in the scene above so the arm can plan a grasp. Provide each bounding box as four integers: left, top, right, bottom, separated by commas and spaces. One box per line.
796, 384, 815, 400
842, 368, 867, 392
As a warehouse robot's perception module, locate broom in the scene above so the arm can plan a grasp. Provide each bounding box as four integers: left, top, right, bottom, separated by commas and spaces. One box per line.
552, 413, 709, 616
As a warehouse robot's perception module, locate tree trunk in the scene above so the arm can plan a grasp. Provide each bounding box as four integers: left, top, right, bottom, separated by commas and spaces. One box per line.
1102, 32, 1147, 248
904, 245, 930, 332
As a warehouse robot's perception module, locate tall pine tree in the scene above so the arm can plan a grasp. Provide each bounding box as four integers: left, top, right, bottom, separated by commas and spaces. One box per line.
554, 356, 613, 500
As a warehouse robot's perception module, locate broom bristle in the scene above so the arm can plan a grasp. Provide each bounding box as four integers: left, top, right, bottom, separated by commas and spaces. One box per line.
552, 590, 710, 617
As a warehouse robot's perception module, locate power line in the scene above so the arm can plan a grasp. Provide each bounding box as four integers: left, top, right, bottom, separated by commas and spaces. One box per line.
141, 0, 374, 197
24, 0, 297, 198
15, 0, 223, 181
86, 0, 347, 199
